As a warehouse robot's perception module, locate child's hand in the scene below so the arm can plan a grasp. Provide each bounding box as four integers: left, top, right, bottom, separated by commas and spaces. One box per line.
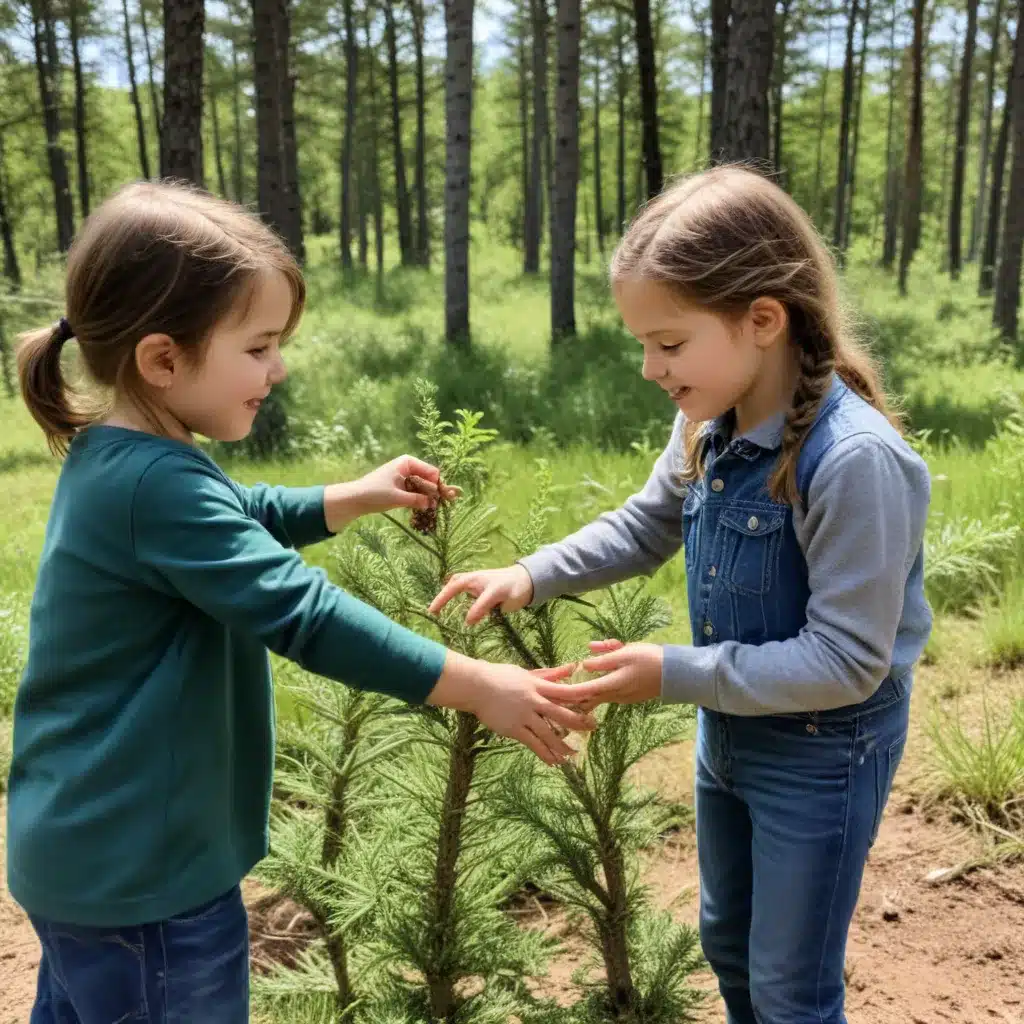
428, 565, 534, 624
427, 651, 593, 764
547, 640, 663, 711
325, 455, 461, 531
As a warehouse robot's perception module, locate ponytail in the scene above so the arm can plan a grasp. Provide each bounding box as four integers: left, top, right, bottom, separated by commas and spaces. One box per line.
17, 320, 89, 457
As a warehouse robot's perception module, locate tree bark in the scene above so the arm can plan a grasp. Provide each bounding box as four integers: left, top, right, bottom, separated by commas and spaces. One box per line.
693, 0, 708, 166
993, 6, 1023, 340
123, 0, 152, 179
280, 9, 303, 264
938, 25, 960, 259
709, 0, 730, 160
384, 1, 414, 265
721, 0, 774, 163
340, 0, 358, 268
843, 0, 873, 252
69, 0, 90, 213
231, 37, 245, 202
882, 0, 901, 269
31, 0, 74, 252
524, 0, 548, 274
409, 0, 429, 265
633, 0, 663, 197
551, 0, 580, 341
616, 10, 626, 230
444, 0, 474, 343
980, 44, 1013, 294
0, 130, 20, 290
812, 13, 834, 224
140, 0, 163, 149
161, 0, 204, 183
209, 75, 229, 196
833, 0, 860, 251
898, 0, 926, 296
363, 12, 385, 277
949, 0, 979, 277
593, 54, 605, 256
970, 0, 1004, 261
518, 21, 531, 255
772, 0, 792, 175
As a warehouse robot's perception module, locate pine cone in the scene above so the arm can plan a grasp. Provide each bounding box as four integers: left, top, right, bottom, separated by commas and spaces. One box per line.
405, 474, 458, 536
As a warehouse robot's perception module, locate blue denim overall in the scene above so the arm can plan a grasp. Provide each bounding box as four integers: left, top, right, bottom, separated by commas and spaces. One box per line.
684, 380, 914, 1024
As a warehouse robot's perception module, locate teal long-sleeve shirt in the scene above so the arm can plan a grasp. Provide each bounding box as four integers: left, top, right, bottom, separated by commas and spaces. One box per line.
6, 426, 447, 927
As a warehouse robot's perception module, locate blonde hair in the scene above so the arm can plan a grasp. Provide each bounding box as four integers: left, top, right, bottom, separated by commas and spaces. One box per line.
17, 180, 305, 456
610, 165, 897, 504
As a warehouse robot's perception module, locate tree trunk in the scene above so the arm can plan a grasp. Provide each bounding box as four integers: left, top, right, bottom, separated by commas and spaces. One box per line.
949, 0, 978, 278
357, 146, 369, 268
340, 0, 358, 268
721, 0, 774, 162
833, 0, 860, 251
633, 0, 663, 197
709, 0, 730, 160
31, 0, 74, 252
993, 6, 1023, 340
69, 0, 90, 214
551, 0, 580, 341
812, 13, 834, 225
970, 0, 1004, 261
384, 1, 413, 265
161, 0, 205, 183
279, 12, 304, 264
518, 22, 530, 255
898, 0, 927, 296
693, 0, 708, 166
593, 56, 605, 256
772, 0, 792, 175
140, 0, 163, 149
123, 0, 152, 180
253, 0, 303, 260
0, 130, 20, 290
843, 0, 873, 252
444, 0, 474, 343
409, 0, 429, 265
939, 26, 960, 260
209, 77, 229, 195
980, 45, 1014, 294
616, 10, 626, 230
882, 0, 901, 269
524, 0, 548, 274
364, 12, 385, 278
231, 38, 245, 202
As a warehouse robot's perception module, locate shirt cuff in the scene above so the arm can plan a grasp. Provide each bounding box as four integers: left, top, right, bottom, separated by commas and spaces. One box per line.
292, 485, 333, 545
661, 644, 720, 708
517, 554, 563, 607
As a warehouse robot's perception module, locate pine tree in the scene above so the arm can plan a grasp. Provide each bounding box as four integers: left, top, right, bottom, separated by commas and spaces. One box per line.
253, 383, 704, 1022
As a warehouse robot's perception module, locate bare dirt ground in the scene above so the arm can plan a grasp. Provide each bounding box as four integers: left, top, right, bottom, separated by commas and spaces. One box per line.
3, 654, 1022, 1021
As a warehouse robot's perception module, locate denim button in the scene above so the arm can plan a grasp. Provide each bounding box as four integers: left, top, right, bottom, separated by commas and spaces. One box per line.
703, 622, 714, 636
806, 722, 817, 734
748, 516, 759, 531
709, 566, 717, 577
711, 478, 725, 492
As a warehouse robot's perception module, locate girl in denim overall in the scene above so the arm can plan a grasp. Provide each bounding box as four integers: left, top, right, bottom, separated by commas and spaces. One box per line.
431, 166, 932, 1023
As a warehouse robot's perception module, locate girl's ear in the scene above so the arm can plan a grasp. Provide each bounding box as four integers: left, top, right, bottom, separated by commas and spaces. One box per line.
134, 334, 182, 390
746, 297, 788, 349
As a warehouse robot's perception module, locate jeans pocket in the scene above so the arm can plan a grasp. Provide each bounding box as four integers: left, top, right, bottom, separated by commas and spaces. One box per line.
871, 734, 907, 845
170, 886, 241, 925
719, 506, 787, 596
40, 921, 148, 1021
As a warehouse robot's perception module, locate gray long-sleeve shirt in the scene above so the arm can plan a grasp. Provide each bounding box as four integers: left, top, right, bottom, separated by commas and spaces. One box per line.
519, 410, 932, 716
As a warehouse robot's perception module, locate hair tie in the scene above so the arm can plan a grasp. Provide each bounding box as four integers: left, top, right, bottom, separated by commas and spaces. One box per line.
54, 317, 75, 344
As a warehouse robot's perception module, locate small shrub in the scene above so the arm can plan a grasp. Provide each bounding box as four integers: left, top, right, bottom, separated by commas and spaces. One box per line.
983, 577, 1024, 669
924, 698, 1024, 830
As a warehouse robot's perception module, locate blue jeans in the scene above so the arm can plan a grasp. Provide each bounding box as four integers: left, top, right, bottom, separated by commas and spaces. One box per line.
28, 886, 249, 1023
696, 677, 910, 1024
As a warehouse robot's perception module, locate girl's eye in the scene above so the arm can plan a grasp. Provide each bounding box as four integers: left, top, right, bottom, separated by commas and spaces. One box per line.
249, 346, 269, 358
660, 341, 685, 352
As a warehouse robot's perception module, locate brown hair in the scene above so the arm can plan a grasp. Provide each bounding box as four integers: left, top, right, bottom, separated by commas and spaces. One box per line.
17, 180, 305, 456
610, 165, 898, 504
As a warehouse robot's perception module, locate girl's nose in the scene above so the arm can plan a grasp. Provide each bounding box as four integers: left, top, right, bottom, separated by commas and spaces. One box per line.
641, 352, 662, 382
269, 353, 288, 385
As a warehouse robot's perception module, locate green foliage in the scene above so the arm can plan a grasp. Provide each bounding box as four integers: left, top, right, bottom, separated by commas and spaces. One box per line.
924, 698, 1024, 833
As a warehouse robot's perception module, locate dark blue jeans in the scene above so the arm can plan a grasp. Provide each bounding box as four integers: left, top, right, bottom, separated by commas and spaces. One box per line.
28, 886, 248, 1024
696, 677, 910, 1024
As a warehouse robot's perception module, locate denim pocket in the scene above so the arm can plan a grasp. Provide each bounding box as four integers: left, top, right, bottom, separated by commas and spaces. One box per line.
719, 505, 787, 596
41, 921, 148, 1020
170, 885, 241, 925
871, 734, 906, 844
682, 489, 702, 574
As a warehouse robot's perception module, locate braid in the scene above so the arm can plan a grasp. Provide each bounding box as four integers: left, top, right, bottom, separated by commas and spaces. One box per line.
769, 328, 835, 504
